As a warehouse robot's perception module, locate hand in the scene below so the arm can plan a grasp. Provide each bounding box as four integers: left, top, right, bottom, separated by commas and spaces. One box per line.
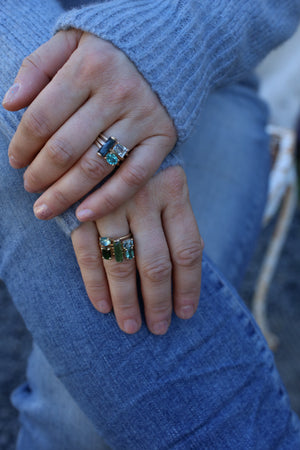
3, 30, 176, 221
71, 166, 204, 335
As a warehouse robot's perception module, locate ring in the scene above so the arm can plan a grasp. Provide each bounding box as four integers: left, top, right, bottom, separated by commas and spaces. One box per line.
95, 133, 129, 167
99, 233, 135, 262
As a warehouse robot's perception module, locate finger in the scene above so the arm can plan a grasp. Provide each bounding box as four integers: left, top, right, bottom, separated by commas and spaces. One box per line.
75, 135, 172, 221
130, 200, 173, 335
32, 123, 167, 221
23, 96, 121, 193
2, 30, 81, 111
162, 187, 203, 320
97, 212, 141, 334
8, 50, 93, 169
71, 222, 112, 314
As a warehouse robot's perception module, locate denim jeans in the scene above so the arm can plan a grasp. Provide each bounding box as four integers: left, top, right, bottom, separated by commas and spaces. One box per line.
1, 1, 300, 449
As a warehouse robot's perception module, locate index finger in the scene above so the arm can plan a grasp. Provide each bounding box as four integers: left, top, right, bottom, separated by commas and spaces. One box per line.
2, 30, 81, 111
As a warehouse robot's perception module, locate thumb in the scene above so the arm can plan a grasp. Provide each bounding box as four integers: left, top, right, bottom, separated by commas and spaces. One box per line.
2, 29, 82, 111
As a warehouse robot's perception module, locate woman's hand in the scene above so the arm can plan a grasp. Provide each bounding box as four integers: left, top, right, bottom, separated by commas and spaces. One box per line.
71, 166, 204, 335
3, 30, 176, 221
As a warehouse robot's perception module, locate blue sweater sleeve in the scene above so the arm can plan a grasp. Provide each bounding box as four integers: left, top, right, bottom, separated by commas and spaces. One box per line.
1, 0, 299, 236
52, 0, 300, 235
55, 0, 300, 142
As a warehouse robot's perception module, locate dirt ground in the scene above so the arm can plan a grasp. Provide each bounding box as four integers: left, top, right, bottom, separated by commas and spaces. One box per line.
0, 209, 300, 449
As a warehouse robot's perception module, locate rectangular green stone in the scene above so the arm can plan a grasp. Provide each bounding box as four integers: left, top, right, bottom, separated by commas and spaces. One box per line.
113, 240, 123, 262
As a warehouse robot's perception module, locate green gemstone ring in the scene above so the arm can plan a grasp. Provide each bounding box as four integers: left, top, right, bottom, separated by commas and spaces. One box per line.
99, 233, 135, 262
95, 133, 129, 167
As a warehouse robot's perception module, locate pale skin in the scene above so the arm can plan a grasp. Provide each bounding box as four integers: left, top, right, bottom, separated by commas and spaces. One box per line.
3, 30, 203, 335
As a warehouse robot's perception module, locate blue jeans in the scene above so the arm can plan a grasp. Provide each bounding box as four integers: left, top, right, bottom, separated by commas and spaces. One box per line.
1, 2, 300, 448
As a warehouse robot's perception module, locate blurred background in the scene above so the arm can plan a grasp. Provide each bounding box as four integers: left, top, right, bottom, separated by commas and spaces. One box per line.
1, 25, 300, 450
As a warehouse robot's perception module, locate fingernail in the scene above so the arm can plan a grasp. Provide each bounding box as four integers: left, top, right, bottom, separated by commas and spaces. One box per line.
76, 209, 95, 221
34, 204, 52, 220
152, 320, 169, 335
2, 83, 20, 104
179, 305, 194, 319
97, 301, 111, 314
123, 319, 139, 334
8, 154, 20, 168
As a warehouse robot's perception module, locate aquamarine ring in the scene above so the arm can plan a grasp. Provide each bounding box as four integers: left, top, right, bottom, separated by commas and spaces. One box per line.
99, 233, 135, 263
95, 133, 129, 166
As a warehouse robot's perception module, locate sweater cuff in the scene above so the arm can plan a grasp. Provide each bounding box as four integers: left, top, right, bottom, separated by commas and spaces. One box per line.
55, 0, 300, 142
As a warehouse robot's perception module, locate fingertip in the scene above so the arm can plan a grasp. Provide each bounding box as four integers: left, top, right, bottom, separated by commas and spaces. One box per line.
95, 300, 112, 314
150, 320, 170, 335
8, 154, 23, 169
176, 304, 196, 320
2, 83, 20, 108
76, 209, 96, 221
122, 318, 141, 334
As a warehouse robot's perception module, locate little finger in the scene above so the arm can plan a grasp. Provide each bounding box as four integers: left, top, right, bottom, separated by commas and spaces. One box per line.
130, 208, 173, 335
163, 197, 203, 320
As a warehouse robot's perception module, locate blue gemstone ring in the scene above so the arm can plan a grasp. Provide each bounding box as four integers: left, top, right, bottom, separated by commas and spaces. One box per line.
95, 134, 129, 167
99, 233, 135, 262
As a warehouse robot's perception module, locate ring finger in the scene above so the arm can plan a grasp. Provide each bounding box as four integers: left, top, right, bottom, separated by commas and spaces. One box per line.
96, 210, 141, 334
32, 122, 169, 221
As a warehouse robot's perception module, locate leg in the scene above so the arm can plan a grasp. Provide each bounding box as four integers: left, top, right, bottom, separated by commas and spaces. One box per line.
11, 343, 110, 450
1, 2, 299, 448
0, 130, 299, 447
184, 77, 270, 287
2, 78, 270, 448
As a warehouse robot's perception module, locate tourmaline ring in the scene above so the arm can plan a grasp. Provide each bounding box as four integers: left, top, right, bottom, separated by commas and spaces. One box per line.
95, 134, 129, 166
99, 233, 135, 262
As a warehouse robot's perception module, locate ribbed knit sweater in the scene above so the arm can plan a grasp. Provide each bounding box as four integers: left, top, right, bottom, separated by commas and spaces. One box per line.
1, 0, 300, 235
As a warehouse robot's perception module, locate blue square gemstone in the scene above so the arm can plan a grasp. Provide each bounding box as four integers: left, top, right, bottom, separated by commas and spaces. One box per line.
122, 239, 134, 260
97, 137, 116, 157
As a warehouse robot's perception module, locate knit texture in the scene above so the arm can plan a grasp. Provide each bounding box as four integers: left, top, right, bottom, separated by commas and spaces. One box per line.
1, 0, 300, 236
55, 0, 300, 142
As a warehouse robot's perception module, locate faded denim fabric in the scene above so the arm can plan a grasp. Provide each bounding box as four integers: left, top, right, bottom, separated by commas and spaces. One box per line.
1, 1, 300, 448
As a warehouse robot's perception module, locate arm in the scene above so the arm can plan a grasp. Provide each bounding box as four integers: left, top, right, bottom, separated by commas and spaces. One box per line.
55, 0, 300, 141
3, 1, 300, 237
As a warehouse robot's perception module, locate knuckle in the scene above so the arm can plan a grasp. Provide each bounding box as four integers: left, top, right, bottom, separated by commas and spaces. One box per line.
78, 252, 100, 270
120, 163, 147, 189
148, 301, 172, 317
79, 155, 106, 181
50, 188, 70, 211
110, 77, 138, 104
174, 241, 203, 268
24, 169, 42, 190
107, 262, 136, 281
21, 51, 43, 73
164, 166, 188, 198
116, 303, 137, 318
102, 192, 118, 213
142, 258, 172, 283
76, 47, 112, 83
46, 138, 74, 167
22, 109, 52, 139
160, 117, 177, 142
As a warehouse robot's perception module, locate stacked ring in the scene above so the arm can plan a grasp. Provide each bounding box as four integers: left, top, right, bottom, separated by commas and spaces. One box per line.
99, 233, 135, 262
95, 134, 129, 167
